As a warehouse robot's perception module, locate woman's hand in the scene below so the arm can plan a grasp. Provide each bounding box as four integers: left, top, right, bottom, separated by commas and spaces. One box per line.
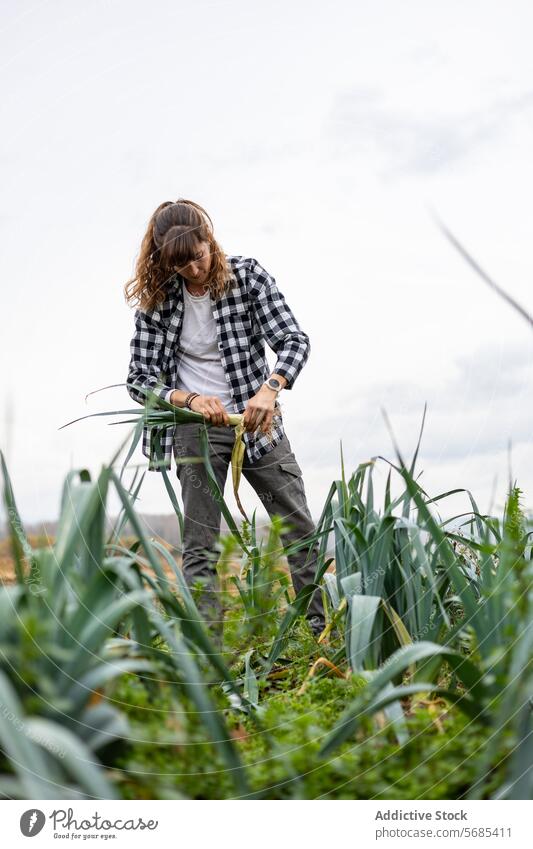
189, 394, 231, 426
242, 387, 277, 434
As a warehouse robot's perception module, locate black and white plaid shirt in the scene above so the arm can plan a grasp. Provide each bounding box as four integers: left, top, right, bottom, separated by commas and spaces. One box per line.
126, 255, 311, 471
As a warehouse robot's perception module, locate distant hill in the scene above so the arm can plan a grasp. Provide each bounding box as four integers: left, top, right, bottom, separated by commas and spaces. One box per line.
0, 513, 275, 548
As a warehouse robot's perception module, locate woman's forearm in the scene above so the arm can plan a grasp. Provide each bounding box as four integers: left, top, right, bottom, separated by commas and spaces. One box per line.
168, 389, 193, 407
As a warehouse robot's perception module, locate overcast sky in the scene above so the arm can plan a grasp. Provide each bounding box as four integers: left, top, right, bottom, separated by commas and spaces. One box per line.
2, 0, 533, 533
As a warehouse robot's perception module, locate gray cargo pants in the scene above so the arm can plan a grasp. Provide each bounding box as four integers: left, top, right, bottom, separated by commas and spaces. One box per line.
172, 422, 325, 637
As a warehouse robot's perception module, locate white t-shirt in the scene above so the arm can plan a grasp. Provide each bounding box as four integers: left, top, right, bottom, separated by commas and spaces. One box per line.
164, 286, 238, 411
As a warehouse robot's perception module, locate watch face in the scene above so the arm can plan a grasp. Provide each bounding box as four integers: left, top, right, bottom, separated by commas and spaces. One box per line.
268, 378, 281, 390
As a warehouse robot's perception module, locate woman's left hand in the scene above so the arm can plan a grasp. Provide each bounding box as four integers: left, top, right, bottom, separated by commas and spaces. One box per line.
242, 387, 277, 434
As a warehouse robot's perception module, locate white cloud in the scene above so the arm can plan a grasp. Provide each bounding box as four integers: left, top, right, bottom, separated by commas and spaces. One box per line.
326, 86, 533, 176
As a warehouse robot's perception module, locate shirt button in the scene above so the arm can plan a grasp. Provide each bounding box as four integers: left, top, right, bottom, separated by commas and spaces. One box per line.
217, 342, 223, 349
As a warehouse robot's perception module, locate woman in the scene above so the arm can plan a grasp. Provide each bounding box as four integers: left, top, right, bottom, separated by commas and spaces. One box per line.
124, 199, 325, 643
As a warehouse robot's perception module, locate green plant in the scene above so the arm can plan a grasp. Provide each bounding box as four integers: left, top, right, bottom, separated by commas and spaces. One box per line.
229, 514, 292, 642
316, 432, 532, 801
0, 438, 253, 798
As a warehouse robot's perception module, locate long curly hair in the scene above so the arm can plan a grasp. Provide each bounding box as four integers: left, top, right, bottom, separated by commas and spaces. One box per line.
124, 199, 235, 312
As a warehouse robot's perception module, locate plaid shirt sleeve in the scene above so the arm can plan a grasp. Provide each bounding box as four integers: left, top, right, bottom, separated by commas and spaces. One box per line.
126, 308, 171, 405
248, 257, 311, 390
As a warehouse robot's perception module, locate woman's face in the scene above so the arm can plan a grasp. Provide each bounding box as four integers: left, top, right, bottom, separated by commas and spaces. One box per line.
173, 240, 212, 283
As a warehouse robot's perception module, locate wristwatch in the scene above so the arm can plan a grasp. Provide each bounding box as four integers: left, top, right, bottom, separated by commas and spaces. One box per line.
263, 377, 282, 393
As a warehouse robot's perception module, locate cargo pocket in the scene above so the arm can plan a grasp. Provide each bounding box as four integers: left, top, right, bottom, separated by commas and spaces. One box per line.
279, 460, 303, 478
279, 460, 306, 499
277, 459, 310, 515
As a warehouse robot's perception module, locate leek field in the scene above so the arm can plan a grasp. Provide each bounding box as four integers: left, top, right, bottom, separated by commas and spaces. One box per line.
0, 234, 531, 801
0, 400, 531, 800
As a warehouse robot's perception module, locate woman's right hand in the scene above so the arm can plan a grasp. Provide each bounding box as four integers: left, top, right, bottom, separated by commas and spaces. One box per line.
189, 394, 230, 426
